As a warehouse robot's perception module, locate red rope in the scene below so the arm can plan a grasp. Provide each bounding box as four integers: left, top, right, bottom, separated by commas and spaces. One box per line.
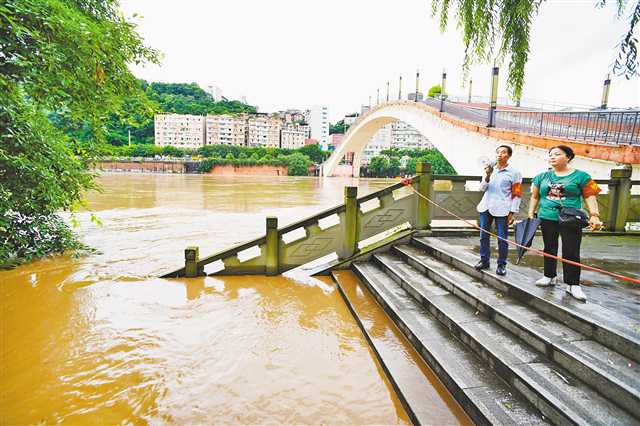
401, 179, 640, 285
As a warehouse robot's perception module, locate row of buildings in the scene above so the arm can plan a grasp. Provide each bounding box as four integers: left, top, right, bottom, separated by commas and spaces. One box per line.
154, 106, 329, 151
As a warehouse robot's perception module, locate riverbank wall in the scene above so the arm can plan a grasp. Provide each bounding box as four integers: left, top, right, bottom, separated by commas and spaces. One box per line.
95, 159, 294, 176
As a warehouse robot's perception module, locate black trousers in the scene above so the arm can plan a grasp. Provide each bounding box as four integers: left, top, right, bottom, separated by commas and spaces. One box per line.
540, 219, 582, 285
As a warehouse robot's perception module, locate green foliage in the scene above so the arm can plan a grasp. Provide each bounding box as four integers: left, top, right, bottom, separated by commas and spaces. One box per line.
330, 120, 347, 134
0, 0, 158, 264
367, 148, 456, 177
368, 156, 391, 177
0, 210, 87, 267
428, 84, 442, 98
430, 0, 639, 99
287, 153, 311, 176
298, 144, 330, 163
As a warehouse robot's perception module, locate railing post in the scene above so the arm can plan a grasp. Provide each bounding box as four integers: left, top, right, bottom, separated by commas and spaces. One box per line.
607, 167, 632, 232
265, 216, 280, 275
416, 162, 432, 230
184, 246, 203, 277
341, 186, 359, 259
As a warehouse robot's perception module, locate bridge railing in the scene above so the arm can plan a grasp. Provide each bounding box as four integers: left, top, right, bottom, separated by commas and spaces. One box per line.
493, 110, 640, 145
422, 97, 640, 145
161, 164, 638, 278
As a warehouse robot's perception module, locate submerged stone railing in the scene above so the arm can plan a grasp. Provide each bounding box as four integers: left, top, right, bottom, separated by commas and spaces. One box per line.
162, 164, 638, 278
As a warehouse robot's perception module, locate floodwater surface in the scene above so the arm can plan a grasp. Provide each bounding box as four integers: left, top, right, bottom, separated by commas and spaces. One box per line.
0, 173, 457, 424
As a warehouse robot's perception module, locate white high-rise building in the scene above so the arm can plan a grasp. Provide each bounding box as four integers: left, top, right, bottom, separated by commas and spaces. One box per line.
154, 114, 206, 149
246, 114, 281, 148
391, 121, 433, 149
306, 105, 329, 150
361, 124, 392, 165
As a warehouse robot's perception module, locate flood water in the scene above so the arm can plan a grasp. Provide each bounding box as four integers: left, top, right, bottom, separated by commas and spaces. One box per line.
0, 173, 467, 425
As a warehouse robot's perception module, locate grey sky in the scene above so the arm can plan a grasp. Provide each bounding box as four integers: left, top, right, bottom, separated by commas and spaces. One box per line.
121, 0, 639, 122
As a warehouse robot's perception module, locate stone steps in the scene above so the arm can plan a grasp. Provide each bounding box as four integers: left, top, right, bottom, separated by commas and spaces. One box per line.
411, 236, 640, 364
341, 235, 640, 425
351, 261, 549, 425
389, 243, 640, 420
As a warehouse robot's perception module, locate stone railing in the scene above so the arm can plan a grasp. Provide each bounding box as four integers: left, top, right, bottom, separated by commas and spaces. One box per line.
161, 164, 638, 278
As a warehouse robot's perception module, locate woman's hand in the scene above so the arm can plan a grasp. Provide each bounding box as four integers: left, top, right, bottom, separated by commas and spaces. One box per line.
588, 215, 603, 231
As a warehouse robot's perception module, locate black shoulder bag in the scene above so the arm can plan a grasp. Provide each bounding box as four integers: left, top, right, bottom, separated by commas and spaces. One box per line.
545, 172, 590, 229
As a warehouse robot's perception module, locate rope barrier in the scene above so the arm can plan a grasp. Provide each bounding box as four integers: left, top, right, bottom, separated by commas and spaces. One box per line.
401, 179, 640, 285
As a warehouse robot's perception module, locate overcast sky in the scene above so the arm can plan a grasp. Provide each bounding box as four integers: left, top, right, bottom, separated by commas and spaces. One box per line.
120, 0, 639, 122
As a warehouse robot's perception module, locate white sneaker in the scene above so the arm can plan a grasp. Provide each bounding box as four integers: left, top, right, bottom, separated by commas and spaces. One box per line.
566, 285, 587, 302
535, 276, 557, 287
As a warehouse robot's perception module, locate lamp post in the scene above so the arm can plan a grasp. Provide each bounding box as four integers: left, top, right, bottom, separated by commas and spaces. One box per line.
386, 81, 390, 102
439, 69, 447, 112
488, 66, 499, 127
415, 69, 420, 102
398, 75, 403, 100
377, 88, 380, 105
468, 78, 473, 104
601, 73, 611, 109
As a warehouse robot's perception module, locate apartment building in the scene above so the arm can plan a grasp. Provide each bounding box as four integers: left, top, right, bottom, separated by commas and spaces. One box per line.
281, 126, 307, 150
361, 124, 392, 165
246, 113, 281, 148
154, 114, 206, 149
391, 121, 433, 149
306, 105, 329, 150
205, 114, 247, 146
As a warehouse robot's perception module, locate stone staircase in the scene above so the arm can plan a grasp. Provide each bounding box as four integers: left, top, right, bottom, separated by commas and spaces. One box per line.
332, 236, 640, 425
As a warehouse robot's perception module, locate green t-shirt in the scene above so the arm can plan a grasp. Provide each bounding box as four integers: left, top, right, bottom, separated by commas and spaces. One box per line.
531, 169, 594, 221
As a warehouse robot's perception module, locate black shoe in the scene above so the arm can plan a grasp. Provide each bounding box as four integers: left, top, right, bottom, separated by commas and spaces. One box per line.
496, 265, 507, 276
474, 261, 490, 271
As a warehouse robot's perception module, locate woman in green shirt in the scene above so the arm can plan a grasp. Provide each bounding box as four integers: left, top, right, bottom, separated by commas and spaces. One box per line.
528, 145, 603, 302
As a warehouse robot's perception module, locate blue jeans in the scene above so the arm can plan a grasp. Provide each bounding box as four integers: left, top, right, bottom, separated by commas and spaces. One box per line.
479, 211, 508, 267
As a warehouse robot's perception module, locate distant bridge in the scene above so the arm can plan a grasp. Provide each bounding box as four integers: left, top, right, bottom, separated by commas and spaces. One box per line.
322, 99, 640, 179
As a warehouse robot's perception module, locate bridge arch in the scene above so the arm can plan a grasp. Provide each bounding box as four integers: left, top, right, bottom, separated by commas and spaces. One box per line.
322, 101, 637, 179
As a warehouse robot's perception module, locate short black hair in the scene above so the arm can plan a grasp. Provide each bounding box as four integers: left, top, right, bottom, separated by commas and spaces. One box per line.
496, 145, 512, 156
549, 145, 575, 161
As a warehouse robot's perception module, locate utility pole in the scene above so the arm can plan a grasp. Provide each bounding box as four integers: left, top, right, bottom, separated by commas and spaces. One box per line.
386, 81, 390, 102
468, 79, 473, 104
377, 88, 380, 105
415, 69, 420, 102
398, 75, 403, 100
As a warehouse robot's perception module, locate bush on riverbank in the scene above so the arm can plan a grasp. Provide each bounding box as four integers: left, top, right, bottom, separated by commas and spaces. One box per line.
0, 210, 86, 268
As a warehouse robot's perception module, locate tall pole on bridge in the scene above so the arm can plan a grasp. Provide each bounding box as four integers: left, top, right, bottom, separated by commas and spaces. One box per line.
601, 73, 611, 109
415, 69, 420, 102
439, 69, 447, 112
386, 81, 390, 102
468, 78, 473, 103
398, 75, 403, 100
488, 66, 499, 127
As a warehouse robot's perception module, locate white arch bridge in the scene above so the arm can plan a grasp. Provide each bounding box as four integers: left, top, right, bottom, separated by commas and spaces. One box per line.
322, 100, 640, 179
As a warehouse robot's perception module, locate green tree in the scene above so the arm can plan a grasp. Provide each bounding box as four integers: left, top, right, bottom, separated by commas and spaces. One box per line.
0, 0, 158, 263
428, 84, 442, 98
287, 153, 310, 176
430, 0, 639, 99
368, 156, 390, 177
299, 144, 329, 163
329, 120, 347, 134
388, 157, 401, 177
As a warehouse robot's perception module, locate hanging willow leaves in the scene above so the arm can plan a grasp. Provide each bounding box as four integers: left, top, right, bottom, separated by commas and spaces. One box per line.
431, 0, 640, 100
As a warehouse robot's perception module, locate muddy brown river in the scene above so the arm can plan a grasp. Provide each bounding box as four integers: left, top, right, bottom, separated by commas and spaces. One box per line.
1, 173, 469, 425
